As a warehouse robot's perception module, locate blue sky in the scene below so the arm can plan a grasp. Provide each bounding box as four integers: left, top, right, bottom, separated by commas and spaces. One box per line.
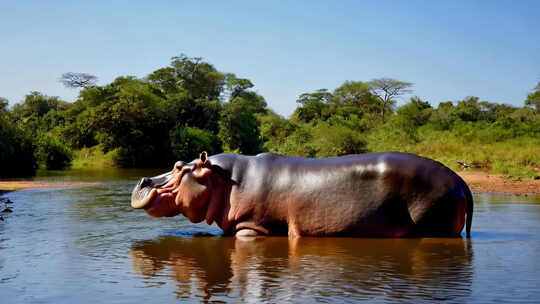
1, 1, 539, 116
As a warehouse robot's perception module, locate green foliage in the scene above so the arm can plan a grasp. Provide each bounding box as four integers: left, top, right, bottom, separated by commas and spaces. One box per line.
525, 88, 540, 113
35, 134, 72, 170
265, 120, 366, 158
277, 124, 317, 157
257, 110, 296, 150
168, 54, 225, 100
333, 81, 372, 106
367, 78, 413, 122
219, 97, 264, 154
454, 96, 491, 122
170, 125, 221, 161
311, 122, 367, 157
224, 73, 254, 100
0, 109, 37, 177
427, 101, 455, 130
2, 55, 538, 180
71, 146, 118, 169
293, 89, 333, 123
0, 97, 8, 112
394, 97, 432, 140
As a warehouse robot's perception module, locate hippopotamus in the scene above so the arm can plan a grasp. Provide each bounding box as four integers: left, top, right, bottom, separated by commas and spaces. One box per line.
131, 152, 473, 238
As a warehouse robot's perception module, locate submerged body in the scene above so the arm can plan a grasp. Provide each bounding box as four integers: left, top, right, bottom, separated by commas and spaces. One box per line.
131, 152, 473, 237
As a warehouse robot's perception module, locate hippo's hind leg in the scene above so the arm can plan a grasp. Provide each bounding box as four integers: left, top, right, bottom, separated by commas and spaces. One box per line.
409, 195, 467, 237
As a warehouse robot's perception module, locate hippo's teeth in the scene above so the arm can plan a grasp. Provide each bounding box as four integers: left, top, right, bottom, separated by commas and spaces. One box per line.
131, 188, 157, 209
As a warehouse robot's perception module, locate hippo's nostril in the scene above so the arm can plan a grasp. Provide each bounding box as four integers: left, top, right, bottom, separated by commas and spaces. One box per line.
140, 177, 152, 188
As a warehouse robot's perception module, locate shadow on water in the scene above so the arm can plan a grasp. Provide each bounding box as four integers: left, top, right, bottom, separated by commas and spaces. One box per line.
161, 227, 224, 237
130, 235, 474, 303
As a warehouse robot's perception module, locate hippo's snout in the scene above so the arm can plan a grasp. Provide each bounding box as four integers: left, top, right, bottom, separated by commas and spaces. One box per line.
131, 172, 172, 209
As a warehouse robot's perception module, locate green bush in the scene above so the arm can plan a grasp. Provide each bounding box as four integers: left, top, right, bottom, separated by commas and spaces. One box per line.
35, 134, 73, 170
311, 122, 366, 157
170, 125, 221, 161
0, 119, 37, 177
218, 97, 264, 154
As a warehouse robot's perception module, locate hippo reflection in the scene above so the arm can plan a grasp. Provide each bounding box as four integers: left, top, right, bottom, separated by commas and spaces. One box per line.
130, 236, 473, 302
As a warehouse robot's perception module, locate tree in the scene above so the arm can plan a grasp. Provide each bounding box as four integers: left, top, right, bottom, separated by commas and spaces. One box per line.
224, 73, 254, 100
332, 81, 380, 127
147, 67, 178, 95
35, 134, 72, 170
15, 91, 61, 117
525, 81, 540, 113
223, 73, 267, 113
60, 72, 98, 89
367, 78, 413, 122
454, 96, 483, 122
218, 98, 263, 154
311, 122, 366, 157
293, 89, 333, 122
169, 54, 225, 100
396, 97, 432, 127
395, 97, 432, 140
0, 100, 38, 176
170, 125, 221, 160
332, 81, 372, 106
0, 97, 8, 112
87, 77, 174, 167
257, 110, 296, 151
427, 101, 456, 130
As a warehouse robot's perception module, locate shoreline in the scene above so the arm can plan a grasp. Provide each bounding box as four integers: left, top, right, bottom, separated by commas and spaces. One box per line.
457, 171, 539, 195
1, 172, 539, 195
0, 181, 101, 193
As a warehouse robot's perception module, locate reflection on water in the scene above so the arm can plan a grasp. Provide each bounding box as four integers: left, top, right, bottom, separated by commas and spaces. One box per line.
1, 169, 540, 303
131, 236, 473, 303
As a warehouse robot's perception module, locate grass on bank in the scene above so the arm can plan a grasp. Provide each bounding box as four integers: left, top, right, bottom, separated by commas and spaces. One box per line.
68, 128, 540, 179
367, 128, 540, 178
71, 146, 118, 169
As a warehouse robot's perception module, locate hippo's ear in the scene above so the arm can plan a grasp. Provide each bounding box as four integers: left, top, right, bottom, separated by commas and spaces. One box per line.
197, 152, 235, 184
199, 151, 208, 165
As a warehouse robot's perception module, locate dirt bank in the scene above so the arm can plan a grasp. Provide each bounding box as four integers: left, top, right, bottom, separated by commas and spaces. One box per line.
0, 181, 100, 193
458, 171, 540, 195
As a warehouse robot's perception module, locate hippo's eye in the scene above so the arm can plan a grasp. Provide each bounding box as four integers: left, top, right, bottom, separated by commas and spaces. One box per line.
174, 161, 184, 170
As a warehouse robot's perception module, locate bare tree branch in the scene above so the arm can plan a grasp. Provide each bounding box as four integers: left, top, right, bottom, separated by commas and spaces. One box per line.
59, 72, 98, 89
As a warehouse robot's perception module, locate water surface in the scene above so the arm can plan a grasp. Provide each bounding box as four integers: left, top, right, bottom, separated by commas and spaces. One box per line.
1, 169, 539, 303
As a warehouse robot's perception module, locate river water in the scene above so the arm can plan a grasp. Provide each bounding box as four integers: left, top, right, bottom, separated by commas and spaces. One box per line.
1, 169, 539, 303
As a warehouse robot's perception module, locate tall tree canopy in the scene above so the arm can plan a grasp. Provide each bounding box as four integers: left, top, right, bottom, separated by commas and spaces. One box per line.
525, 81, 540, 113
367, 78, 413, 122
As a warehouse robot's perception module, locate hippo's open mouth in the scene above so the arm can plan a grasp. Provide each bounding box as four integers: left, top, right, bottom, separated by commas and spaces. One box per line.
131, 171, 174, 209
131, 155, 216, 223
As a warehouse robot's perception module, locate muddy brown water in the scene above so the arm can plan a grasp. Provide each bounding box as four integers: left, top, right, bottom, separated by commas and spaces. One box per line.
1, 169, 540, 303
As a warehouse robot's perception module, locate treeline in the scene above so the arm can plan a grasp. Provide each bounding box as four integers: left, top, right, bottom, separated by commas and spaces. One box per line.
1, 55, 539, 177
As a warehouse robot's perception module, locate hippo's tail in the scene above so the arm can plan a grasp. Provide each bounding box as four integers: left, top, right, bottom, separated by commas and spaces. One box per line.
463, 180, 474, 238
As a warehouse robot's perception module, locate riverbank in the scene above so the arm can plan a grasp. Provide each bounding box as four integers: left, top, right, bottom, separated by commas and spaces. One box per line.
0, 181, 101, 194
1, 172, 538, 195
458, 171, 540, 195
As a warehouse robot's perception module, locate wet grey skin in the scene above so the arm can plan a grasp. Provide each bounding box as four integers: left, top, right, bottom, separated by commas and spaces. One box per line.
131, 152, 473, 238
